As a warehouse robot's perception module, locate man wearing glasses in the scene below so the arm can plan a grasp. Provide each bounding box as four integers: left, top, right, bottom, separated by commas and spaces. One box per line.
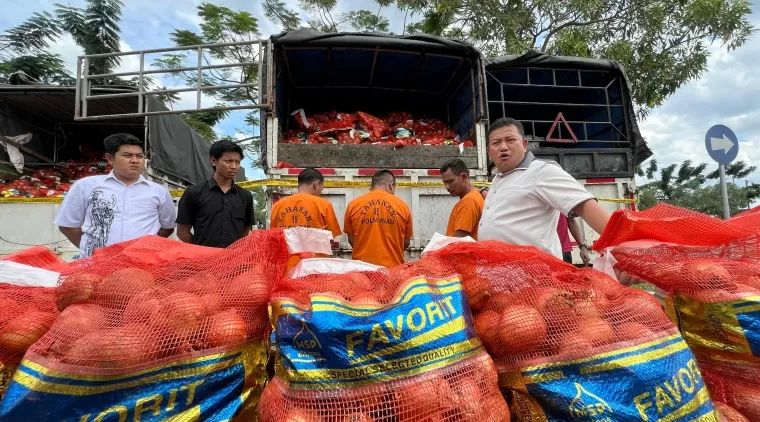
55, 133, 176, 258
478, 117, 610, 259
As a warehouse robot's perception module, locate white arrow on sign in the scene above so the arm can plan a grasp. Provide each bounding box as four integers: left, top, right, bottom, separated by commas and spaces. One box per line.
710, 135, 735, 153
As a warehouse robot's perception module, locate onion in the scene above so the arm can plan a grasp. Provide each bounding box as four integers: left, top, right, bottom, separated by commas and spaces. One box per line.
557, 332, 593, 356
283, 408, 321, 422
56, 273, 102, 311
123, 288, 161, 324
97, 268, 155, 307
484, 292, 512, 313
51, 305, 107, 339
205, 309, 248, 347
578, 318, 615, 347
0, 311, 56, 352
730, 383, 760, 421
573, 299, 600, 319
473, 310, 503, 357
395, 375, 452, 416
463, 276, 492, 311
344, 413, 374, 422
522, 287, 572, 315
498, 305, 547, 356
620, 291, 663, 320
615, 322, 655, 341
224, 267, 271, 308
201, 294, 223, 314
352, 292, 382, 307
715, 402, 750, 422
154, 292, 208, 332
454, 377, 483, 422
680, 260, 732, 291
64, 323, 156, 368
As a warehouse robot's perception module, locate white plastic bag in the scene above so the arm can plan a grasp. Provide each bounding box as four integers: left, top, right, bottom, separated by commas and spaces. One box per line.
0, 260, 59, 287
0, 133, 33, 172
283, 227, 333, 256
287, 258, 382, 279
421, 232, 475, 256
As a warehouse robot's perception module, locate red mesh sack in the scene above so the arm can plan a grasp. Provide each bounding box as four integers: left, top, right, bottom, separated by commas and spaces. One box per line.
0, 283, 57, 398
612, 239, 760, 385
357, 111, 389, 138
594, 204, 754, 250
702, 365, 760, 421
0, 231, 289, 421
425, 241, 718, 421
263, 269, 509, 421
1, 246, 62, 270
730, 206, 760, 233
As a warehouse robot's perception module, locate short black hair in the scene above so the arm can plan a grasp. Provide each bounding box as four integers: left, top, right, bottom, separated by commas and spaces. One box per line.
298, 168, 324, 186
487, 117, 525, 140
210, 139, 244, 161
104, 133, 143, 156
440, 159, 468, 176
371, 169, 395, 188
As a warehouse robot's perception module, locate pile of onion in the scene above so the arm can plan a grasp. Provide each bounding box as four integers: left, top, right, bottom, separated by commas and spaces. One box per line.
0, 311, 57, 353
56, 273, 102, 311
96, 268, 156, 308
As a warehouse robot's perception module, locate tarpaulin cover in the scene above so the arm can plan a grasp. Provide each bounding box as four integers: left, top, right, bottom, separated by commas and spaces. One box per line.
147, 97, 213, 185
487, 50, 651, 165
271, 29, 480, 58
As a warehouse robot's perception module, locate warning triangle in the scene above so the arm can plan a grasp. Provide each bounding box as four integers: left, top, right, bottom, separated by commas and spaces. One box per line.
545, 112, 578, 143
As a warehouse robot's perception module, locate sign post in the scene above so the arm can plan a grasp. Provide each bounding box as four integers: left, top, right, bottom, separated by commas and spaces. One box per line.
705, 124, 739, 219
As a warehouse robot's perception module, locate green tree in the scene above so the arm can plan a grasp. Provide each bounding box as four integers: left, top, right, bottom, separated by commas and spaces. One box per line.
637, 158, 759, 217
1, 0, 153, 87
251, 187, 267, 228
264, 0, 754, 119
154, 3, 262, 149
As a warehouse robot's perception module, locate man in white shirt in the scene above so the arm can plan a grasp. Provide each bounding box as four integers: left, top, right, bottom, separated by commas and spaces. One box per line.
55, 133, 177, 258
479, 117, 610, 258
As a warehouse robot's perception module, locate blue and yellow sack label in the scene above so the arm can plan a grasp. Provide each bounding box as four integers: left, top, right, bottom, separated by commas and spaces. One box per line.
502, 330, 718, 421
269, 276, 482, 389
0, 342, 267, 422
674, 294, 760, 365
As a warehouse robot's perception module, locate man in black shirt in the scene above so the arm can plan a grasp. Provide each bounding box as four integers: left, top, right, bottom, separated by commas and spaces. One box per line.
176, 140, 254, 247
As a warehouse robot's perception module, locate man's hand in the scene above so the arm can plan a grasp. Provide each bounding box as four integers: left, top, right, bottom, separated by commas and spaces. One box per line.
614, 267, 642, 286
58, 226, 83, 248
157, 228, 174, 238
176, 224, 193, 244
579, 246, 591, 266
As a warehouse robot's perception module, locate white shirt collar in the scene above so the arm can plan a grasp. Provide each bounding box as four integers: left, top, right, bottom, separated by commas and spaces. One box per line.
105, 171, 149, 186
494, 151, 536, 179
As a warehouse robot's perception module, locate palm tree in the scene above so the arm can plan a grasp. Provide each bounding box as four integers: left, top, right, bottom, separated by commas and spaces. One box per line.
1, 0, 142, 87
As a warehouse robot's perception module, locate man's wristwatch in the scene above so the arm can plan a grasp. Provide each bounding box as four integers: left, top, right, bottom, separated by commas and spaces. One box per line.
578, 243, 589, 250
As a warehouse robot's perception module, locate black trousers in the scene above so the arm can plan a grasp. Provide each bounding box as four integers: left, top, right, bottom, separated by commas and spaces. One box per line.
562, 251, 573, 264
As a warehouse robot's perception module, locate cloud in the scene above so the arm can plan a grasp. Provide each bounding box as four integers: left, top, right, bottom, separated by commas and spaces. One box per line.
638, 13, 760, 186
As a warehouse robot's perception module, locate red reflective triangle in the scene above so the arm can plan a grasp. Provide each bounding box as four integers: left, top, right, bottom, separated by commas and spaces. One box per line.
546, 112, 578, 143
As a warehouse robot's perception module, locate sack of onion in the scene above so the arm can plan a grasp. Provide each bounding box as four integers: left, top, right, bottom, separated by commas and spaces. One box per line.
423, 241, 719, 422
261, 268, 509, 422
613, 240, 760, 421
0, 257, 60, 399
0, 230, 289, 422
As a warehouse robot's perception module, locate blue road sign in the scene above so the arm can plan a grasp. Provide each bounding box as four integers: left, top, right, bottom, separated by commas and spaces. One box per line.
705, 125, 739, 165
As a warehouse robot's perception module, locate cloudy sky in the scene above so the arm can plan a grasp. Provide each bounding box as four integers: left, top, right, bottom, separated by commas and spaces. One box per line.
3, 0, 758, 186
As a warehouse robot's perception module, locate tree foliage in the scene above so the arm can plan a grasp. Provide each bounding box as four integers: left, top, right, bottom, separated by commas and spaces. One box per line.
155, 3, 262, 147
0, 0, 147, 87
265, 0, 754, 120
637, 158, 759, 217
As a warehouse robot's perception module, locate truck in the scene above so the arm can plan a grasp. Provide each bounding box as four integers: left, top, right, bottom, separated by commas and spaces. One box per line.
261, 30, 651, 262
0, 81, 219, 260
36, 30, 651, 264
